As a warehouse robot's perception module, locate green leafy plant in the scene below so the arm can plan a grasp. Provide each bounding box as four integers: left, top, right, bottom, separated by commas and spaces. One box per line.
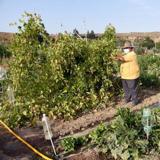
88, 123, 107, 146
60, 108, 160, 160
0, 44, 11, 59
138, 54, 160, 88
0, 12, 54, 126
0, 12, 121, 127
60, 136, 87, 152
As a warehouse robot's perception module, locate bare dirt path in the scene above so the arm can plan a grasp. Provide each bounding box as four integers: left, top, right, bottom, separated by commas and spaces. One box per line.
51, 89, 160, 139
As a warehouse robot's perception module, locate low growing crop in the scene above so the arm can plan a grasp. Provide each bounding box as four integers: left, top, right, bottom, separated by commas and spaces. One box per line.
138, 54, 160, 88
61, 108, 160, 160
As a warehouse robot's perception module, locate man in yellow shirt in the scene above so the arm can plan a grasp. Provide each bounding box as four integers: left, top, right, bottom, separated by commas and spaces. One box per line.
115, 41, 140, 106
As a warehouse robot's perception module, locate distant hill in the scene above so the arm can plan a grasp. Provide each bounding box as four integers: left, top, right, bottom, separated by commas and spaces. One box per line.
1, 31, 160, 45
0, 32, 14, 45
116, 32, 160, 42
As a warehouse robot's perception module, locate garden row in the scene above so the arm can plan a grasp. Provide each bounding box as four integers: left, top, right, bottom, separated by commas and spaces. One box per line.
0, 12, 159, 128
60, 107, 160, 160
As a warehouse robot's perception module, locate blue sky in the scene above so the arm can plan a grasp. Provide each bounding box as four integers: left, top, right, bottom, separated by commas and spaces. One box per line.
0, 0, 160, 34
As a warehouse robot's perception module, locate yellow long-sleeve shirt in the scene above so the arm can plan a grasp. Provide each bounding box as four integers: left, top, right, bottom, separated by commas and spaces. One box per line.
120, 51, 140, 79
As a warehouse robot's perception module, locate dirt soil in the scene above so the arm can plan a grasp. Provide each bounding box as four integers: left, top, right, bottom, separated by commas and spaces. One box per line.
0, 89, 159, 160
51, 89, 160, 139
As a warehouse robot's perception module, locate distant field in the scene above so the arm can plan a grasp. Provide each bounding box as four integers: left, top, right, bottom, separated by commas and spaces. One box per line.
1, 31, 160, 45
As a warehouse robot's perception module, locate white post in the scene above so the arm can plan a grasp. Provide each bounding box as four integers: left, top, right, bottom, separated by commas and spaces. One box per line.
42, 114, 57, 156
7, 85, 15, 105
45, 120, 57, 156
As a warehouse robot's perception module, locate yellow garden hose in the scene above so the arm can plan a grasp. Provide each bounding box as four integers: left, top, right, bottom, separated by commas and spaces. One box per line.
0, 120, 54, 160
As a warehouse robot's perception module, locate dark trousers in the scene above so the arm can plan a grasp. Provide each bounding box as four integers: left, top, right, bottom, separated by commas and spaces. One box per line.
122, 78, 139, 104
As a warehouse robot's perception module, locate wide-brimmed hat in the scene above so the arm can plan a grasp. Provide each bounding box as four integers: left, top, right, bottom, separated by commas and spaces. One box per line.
123, 41, 134, 49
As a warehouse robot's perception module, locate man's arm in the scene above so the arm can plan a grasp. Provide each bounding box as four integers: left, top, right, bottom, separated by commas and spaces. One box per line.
116, 54, 125, 62
112, 53, 125, 62
116, 53, 134, 62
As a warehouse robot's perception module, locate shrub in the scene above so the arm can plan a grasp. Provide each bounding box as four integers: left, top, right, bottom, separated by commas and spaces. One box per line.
0, 44, 11, 59
0, 13, 120, 127
138, 54, 160, 88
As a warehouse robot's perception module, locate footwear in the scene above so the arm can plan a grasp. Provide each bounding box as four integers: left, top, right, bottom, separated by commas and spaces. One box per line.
124, 99, 131, 104
125, 99, 131, 103
132, 100, 140, 106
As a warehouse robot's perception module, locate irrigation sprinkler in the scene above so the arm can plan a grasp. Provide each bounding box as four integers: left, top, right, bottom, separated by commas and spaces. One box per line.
142, 108, 153, 140
42, 114, 58, 157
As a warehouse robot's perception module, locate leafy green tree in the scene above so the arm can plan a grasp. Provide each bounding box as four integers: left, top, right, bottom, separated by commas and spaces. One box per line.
155, 42, 160, 50
133, 38, 143, 48
0, 44, 11, 58
73, 28, 79, 37
90, 30, 96, 39
87, 30, 96, 39
141, 37, 155, 49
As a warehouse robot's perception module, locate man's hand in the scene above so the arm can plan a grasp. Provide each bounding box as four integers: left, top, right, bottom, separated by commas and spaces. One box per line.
116, 53, 125, 61
112, 53, 125, 61
111, 56, 119, 60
